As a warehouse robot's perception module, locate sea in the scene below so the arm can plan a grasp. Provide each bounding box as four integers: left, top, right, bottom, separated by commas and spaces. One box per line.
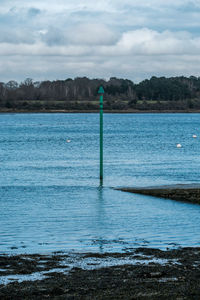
0, 113, 200, 254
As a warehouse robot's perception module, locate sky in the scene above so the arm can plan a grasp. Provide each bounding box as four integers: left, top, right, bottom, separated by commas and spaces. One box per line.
1, 0, 200, 83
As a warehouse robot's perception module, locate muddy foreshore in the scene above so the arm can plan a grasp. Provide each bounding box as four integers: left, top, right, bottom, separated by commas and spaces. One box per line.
118, 184, 200, 205
1, 247, 200, 299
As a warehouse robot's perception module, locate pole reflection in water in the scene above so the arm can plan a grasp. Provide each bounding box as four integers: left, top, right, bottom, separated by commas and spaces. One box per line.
97, 186, 104, 253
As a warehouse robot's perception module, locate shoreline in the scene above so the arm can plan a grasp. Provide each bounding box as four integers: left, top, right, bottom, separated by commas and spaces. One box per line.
118, 184, 200, 205
1, 247, 200, 299
1, 108, 200, 114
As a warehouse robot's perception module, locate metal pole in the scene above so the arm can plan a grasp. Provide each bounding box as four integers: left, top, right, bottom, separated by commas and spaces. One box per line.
98, 86, 104, 185
100, 94, 103, 184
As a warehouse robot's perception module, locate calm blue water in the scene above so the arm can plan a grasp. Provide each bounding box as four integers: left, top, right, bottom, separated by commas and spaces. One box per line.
0, 113, 200, 253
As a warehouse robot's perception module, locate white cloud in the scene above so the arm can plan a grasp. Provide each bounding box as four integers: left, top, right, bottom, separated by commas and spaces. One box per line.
113, 29, 195, 55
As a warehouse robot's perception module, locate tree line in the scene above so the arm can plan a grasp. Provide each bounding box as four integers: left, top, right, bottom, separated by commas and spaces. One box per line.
1, 76, 200, 111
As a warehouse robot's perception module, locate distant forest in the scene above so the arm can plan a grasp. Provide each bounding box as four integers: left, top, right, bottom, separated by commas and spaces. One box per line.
1, 76, 200, 111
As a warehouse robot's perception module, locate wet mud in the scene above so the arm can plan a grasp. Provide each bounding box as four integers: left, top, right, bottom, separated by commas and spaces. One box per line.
1, 247, 200, 299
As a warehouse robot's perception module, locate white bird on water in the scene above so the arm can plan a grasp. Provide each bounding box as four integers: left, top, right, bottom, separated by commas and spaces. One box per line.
66, 139, 71, 143
176, 143, 182, 148
193, 134, 197, 138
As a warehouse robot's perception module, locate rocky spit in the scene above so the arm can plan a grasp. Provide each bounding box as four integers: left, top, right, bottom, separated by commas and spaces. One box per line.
118, 184, 200, 205
1, 247, 200, 299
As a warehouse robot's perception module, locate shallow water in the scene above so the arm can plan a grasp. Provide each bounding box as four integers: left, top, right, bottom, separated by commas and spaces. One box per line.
0, 113, 200, 253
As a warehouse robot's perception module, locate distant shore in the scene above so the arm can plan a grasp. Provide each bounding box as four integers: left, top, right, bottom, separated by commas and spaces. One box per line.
118, 184, 200, 205
1, 108, 200, 114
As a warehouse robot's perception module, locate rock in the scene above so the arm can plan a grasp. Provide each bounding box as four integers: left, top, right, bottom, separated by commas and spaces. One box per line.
150, 272, 162, 278
50, 287, 64, 295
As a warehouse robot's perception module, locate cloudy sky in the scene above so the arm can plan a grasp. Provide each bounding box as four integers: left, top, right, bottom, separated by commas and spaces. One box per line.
1, 0, 200, 83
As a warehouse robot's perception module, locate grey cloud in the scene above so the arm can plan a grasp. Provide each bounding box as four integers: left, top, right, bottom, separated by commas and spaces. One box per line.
0, 6, 43, 28
39, 24, 118, 47
0, 29, 36, 44
28, 8, 41, 17
41, 28, 66, 46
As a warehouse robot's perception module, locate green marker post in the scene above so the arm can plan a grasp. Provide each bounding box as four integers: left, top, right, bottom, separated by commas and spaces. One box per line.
98, 86, 104, 185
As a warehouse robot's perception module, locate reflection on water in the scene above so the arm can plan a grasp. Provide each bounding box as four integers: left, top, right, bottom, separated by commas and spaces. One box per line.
0, 113, 200, 253
97, 186, 104, 253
